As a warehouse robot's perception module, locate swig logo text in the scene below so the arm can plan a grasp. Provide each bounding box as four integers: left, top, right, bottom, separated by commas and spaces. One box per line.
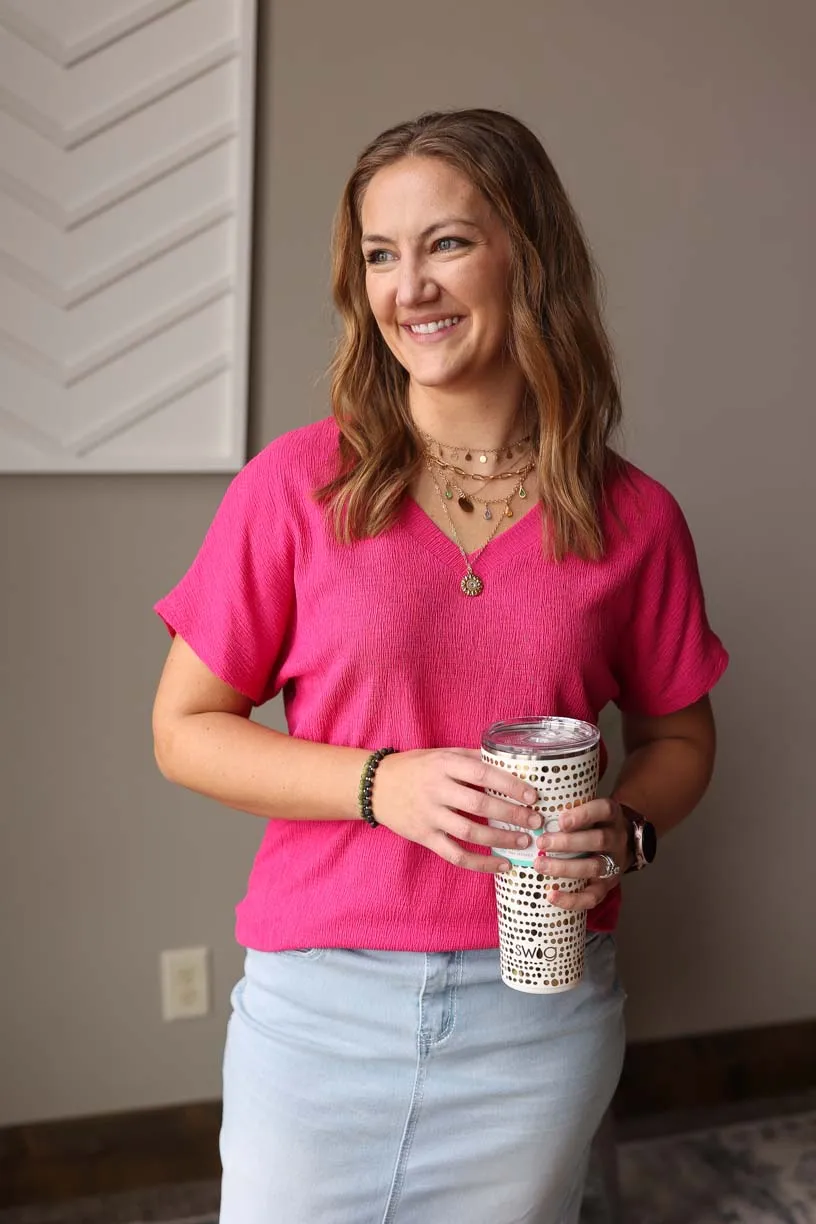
511, 944, 557, 961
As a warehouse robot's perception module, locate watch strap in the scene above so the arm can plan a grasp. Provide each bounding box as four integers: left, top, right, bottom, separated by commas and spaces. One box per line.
619, 803, 656, 872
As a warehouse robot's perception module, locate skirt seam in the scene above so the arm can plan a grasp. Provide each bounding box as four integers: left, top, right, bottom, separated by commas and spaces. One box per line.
380, 954, 430, 1224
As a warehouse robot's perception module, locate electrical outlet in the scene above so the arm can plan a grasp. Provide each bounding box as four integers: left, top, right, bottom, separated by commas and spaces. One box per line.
160, 946, 211, 1021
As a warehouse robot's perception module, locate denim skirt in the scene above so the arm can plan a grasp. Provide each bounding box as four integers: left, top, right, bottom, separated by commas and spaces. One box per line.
219, 934, 625, 1224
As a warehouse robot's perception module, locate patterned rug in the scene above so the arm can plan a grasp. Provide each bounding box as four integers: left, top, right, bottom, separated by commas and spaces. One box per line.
1, 1107, 813, 1223
615, 1109, 816, 1224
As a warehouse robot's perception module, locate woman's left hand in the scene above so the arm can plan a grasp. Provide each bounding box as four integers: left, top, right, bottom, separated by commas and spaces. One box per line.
533, 798, 632, 911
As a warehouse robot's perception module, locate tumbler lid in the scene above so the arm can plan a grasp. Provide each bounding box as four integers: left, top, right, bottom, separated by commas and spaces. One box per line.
482, 717, 599, 757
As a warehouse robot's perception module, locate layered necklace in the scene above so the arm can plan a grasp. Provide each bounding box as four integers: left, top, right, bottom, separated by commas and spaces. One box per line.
420, 427, 536, 597
418, 427, 532, 467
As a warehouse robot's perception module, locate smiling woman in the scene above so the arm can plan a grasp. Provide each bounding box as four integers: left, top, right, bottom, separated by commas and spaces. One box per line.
152, 108, 728, 1224
320, 109, 623, 564
362, 161, 517, 399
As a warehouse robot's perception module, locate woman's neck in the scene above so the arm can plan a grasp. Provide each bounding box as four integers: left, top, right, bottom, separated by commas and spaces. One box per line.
408, 378, 530, 453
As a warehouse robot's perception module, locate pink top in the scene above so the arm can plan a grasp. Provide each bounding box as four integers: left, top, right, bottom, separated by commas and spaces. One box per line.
155, 418, 728, 950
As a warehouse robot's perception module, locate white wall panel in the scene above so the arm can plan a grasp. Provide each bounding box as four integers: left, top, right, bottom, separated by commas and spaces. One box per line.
0, 0, 255, 471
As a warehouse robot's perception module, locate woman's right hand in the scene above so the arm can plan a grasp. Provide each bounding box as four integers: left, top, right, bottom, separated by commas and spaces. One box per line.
371, 749, 541, 873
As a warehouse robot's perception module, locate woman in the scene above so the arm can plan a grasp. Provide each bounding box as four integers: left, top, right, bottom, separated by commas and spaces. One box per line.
153, 109, 728, 1223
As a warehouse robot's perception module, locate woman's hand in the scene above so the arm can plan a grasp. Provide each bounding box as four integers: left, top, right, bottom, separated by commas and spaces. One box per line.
533, 798, 632, 910
372, 749, 542, 873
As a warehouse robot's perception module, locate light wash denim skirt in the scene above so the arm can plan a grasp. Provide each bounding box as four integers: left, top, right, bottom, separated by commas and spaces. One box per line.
219, 934, 625, 1224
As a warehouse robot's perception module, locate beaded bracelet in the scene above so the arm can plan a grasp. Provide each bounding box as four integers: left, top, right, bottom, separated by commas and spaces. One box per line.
358, 747, 396, 827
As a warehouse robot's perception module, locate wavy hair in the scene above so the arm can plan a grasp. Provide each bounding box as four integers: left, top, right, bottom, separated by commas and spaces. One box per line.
316, 108, 623, 560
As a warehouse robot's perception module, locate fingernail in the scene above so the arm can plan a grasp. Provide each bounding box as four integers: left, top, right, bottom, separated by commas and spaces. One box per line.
538, 834, 551, 848
524, 788, 537, 803
516, 834, 530, 848
561, 816, 573, 830
497, 861, 511, 873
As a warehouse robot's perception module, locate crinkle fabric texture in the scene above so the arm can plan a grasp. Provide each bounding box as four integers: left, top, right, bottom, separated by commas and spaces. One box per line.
155, 418, 728, 951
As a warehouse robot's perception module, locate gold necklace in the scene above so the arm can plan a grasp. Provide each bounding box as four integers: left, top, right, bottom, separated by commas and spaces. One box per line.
419, 427, 533, 466
428, 456, 534, 483
426, 460, 522, 596
445, 474, 531, 520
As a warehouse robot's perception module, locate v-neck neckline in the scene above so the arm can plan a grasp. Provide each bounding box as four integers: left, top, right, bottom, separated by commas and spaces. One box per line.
399, 495, 543, 577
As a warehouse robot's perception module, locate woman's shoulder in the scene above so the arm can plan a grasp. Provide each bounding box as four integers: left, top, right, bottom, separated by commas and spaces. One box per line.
232, 417, 340, 500
603, 456, 691, 550
252, 416, 340, 478
604, 455, 685, 526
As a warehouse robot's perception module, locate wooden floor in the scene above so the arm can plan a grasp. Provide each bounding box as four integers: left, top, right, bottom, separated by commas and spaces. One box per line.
1, 1019, 814, 1211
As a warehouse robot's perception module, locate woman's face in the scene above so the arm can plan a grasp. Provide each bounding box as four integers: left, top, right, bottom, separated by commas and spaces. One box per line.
360, 157, 515, 393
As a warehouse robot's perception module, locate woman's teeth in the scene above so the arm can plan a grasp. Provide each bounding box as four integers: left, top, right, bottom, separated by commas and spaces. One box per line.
408, 317, 461, 335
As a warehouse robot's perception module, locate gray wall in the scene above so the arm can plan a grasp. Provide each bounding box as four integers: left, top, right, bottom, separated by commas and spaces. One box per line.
1, 0, 814, 1126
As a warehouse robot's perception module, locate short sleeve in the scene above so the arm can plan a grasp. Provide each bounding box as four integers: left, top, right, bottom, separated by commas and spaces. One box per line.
614, 493, 728, 716
154, 451, 294, 705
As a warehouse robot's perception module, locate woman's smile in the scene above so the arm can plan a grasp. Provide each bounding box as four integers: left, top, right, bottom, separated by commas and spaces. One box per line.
400, 315, 466, 343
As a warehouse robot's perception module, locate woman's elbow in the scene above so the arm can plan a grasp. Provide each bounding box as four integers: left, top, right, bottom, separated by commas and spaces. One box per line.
152, 712, 182, 783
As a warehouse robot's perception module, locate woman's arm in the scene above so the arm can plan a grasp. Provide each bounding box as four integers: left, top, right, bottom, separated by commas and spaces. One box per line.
612, 695, 717, 838
153, 636, 370, 822
533, 696, 717, 908
152, 636, 543, 870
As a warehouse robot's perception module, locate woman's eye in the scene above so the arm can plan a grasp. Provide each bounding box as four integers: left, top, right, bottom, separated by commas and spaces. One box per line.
365, 249, 395, 264
434, 237, 466, 253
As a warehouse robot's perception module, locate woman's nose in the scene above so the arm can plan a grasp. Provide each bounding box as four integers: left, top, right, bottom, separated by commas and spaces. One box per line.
395, 259, 438, 309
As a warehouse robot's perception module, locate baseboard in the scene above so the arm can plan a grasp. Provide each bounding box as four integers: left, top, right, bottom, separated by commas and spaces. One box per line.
2, 1019, 814, 1208
0, 1101, 221, 1209
613, 1017, 816, 1121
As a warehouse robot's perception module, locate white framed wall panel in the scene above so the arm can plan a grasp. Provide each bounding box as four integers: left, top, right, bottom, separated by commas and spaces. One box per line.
0, 0, 256, 472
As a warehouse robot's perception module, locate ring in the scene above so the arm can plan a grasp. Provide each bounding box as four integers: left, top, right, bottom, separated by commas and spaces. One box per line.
597, 853, 621, 880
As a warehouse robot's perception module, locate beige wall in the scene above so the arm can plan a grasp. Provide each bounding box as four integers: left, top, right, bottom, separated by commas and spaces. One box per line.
2, 0, 814, 1126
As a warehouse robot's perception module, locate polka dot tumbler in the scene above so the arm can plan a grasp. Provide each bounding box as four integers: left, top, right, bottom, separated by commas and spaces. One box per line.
482, 717, 600, 994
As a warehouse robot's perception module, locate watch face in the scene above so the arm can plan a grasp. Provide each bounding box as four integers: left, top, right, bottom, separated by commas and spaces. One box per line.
641, 820, 658, 863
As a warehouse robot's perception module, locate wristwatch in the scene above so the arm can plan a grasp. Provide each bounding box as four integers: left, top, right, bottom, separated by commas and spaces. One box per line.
620, 804, 657, 872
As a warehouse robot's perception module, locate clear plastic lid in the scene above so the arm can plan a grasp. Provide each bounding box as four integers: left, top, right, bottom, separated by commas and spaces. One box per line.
482, 716, 600, 758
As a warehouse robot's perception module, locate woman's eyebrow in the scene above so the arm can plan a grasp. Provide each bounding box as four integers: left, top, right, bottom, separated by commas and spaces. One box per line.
361, 217, 481, 244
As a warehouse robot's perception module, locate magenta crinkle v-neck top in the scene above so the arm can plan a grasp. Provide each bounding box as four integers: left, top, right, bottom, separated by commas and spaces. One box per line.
155, 418, 728, 949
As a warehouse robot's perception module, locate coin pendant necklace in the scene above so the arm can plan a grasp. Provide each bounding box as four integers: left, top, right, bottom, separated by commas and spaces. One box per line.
426, 461, 524, 596
418, 426, 532, 466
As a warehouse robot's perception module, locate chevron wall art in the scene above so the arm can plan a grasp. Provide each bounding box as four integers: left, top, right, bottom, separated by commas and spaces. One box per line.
0, 0, 257, 472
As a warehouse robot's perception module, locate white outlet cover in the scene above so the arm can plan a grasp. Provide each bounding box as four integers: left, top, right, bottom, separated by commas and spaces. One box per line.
160, 946, 211, 1022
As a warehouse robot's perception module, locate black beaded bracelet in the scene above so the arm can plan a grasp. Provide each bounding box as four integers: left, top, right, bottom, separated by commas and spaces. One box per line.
358, 747, 396, 827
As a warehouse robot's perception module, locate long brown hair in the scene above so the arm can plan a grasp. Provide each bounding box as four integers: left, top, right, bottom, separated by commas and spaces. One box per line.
316, 108, 623, 560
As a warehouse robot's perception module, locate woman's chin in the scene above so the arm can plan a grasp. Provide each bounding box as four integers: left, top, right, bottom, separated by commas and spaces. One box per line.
405, 359, 472, 391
